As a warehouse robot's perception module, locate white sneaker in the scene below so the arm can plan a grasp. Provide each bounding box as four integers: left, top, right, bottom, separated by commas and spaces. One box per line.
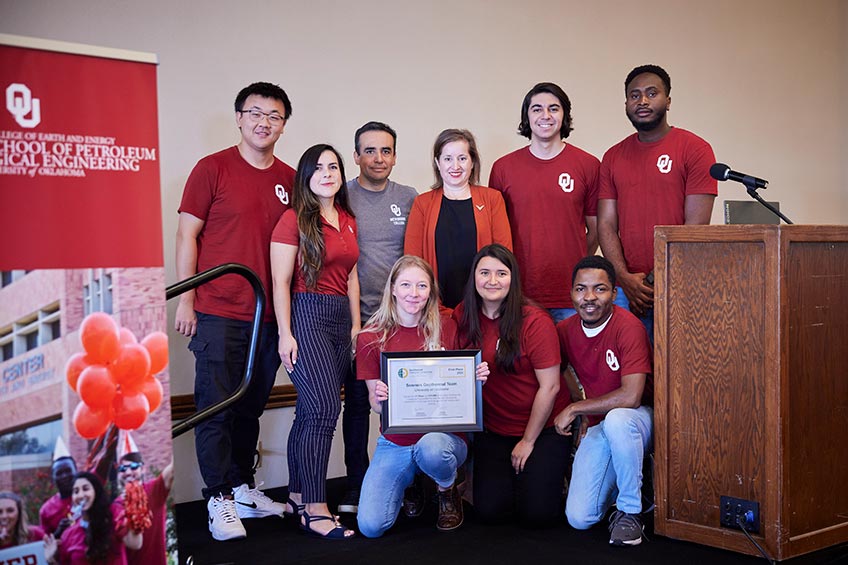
207, 495, 246, 541
233, 483, 286, 519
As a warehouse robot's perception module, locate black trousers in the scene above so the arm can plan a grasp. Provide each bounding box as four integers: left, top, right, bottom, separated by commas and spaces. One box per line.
473, 426, 571, 526
342, 359, 370, 490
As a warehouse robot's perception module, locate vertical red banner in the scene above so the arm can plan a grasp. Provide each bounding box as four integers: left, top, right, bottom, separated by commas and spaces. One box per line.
1, 36, 174, 564
0, 42, 162, 268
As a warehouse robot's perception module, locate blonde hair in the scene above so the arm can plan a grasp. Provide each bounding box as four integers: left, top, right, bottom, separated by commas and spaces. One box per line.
359, 256, 442, 351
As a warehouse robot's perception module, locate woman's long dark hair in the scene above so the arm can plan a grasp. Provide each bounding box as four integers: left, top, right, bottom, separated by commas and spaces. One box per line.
74, 472, 114, 564
458, 244, 525, 373
292, 144, 353, 289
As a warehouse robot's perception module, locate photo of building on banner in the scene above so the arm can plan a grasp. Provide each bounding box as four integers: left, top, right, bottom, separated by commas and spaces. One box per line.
1, 35, 176, 565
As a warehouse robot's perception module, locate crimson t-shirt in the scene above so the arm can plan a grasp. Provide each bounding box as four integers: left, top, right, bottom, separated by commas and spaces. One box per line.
118, 475, 169, 565
39, 492, 72, 535
489, 145, 600, 308
356, 316, 458, 446
0, 525, 44, 549
557, 305, 653, 427
456, 303, 568, 437
598, 128, 717, 274
271, 207, 359, 296
178, 146, 294, 322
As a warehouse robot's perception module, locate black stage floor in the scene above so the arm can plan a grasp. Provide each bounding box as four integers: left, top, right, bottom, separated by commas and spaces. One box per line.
175, 478, 848, 565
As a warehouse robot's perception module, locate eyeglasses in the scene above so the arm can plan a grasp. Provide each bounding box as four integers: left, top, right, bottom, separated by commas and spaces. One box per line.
238, 108, 285, 126
118, 462, 142, 472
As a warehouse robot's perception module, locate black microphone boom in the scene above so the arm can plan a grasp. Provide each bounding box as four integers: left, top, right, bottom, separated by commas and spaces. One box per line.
710, 163, 769, 190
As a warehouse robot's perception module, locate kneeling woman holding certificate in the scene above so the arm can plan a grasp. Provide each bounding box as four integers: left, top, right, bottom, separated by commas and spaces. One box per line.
355, 255, 488, 537
454, 244, 572, 526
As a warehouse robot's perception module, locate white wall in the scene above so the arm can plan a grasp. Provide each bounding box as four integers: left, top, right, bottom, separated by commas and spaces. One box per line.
3, 0, 846, 502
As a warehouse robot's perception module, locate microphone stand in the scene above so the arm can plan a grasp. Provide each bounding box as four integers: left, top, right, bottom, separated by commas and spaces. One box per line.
744, 184, 793, 224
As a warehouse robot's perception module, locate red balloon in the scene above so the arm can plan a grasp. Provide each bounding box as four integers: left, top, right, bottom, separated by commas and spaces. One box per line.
65, 352, 90, 392
111, 344, 151, 393
80, 313, 120, 365
73, 402, 111, 440
141, 332, 169, 375
113, 392, 150, 430
119, 328, 138, 345
141, 375, 164, 413
77, 365, 117, 410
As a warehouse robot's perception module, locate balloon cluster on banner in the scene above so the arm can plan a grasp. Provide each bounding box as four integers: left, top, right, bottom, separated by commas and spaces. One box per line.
65, 312, 168, 439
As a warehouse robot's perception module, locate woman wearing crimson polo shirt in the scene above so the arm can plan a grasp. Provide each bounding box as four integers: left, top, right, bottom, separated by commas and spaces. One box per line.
271, 144, 360, 540
455, 244, 571, 526
355, 255, 489, 537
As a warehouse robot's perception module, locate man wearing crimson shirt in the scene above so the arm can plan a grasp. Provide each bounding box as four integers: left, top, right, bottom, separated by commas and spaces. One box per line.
489, 82, 600, 322
176, 82, 293, 540
116, 448, 174, 565
39, 454, 76, 536
598, 64, 717, 337
554, 256, 653, 547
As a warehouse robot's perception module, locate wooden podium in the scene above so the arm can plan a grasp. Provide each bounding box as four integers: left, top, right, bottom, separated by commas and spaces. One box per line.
653, 225, 848, 561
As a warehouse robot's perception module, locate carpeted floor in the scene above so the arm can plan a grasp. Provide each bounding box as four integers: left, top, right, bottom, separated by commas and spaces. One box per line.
175, 478, 848, 565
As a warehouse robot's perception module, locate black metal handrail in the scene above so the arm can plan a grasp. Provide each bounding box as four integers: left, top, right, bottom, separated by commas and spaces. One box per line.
168, 263, 265, 438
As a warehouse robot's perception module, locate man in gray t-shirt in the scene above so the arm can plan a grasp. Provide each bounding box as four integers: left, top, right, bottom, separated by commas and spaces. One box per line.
338, 121, 418, 514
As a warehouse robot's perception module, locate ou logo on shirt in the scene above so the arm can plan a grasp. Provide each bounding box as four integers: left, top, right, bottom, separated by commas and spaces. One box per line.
390, 204, 401, 217
605, 349, 620, 371
558, 172, 574, 193
656, 154, 673, 174
275, 184, 290, 205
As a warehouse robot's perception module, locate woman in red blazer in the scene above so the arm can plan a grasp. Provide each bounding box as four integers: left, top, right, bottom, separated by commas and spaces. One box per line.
404, 128, 512, 310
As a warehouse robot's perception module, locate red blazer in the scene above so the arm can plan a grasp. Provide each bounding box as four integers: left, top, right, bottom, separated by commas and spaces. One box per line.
404, 184, 513, 282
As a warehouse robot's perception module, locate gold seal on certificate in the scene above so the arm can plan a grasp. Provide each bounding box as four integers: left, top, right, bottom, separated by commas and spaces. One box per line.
380, 350, 483, 434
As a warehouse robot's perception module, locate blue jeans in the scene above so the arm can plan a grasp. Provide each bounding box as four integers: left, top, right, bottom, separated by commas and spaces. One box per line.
357, 433, 467, 538
566, 406, 653, 529
548, 308, 577, 324
613, 287, 653, 343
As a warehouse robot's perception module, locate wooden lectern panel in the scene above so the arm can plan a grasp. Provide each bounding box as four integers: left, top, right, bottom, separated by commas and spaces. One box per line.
784, 240, 848, 548
653, 225, 848, 561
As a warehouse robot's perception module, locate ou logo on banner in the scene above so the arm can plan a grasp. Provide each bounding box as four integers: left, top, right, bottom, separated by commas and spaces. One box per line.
558, 172, 574, 192
656, 154, 673, 174
605, 349, 620, 371
275, 184, 289, 205
390, 204, 401, 217
6, 83, 41, 128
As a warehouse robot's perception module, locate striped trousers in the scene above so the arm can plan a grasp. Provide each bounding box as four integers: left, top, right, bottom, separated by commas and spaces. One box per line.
287, 292, 352, 503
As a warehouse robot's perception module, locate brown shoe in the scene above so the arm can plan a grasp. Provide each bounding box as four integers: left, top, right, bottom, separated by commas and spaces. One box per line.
402, 474, 426, 518
436, 485, 463, 531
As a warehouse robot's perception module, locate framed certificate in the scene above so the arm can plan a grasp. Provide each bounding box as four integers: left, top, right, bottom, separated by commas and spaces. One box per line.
380, 349, 483, 434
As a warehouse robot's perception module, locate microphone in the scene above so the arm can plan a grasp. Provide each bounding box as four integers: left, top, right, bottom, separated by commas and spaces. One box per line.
710, 163, 768, 190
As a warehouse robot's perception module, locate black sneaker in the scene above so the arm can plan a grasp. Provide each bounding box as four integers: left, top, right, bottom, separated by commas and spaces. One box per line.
608, 510, 644, 546
338, 489, 360, 514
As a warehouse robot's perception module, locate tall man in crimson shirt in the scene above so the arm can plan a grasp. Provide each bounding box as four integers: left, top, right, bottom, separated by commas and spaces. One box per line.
554, 256, 653, 547
176, 82, 293, 541
598, 65, 717, 337
489, 82, 600, 322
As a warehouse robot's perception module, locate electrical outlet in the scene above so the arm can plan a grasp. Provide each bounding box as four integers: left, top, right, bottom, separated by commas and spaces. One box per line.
720, 495, 760, 533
